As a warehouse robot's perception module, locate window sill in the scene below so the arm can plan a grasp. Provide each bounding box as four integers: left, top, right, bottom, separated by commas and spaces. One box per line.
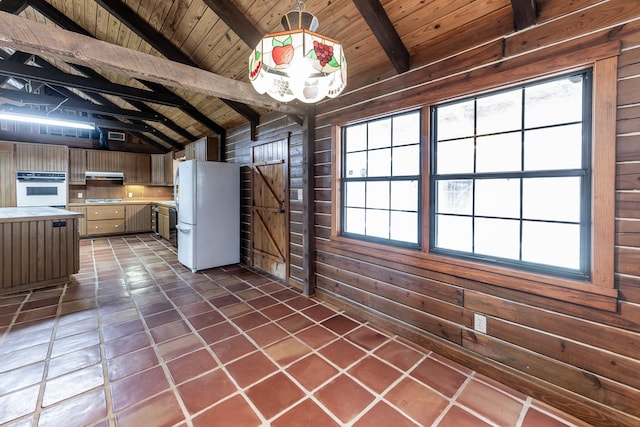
325, 236, 618, 312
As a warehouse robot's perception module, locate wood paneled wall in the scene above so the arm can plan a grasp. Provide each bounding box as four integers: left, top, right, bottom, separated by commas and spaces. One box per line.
226, 2, 640, 425
226, 115, 306, 288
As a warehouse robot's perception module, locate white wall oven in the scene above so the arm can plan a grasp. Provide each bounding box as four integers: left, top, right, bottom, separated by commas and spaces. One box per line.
16, 171, 67, 207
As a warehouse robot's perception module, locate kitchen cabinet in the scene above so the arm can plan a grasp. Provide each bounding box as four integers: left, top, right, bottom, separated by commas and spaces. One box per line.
69, 148, 87, 185
151, 152, 174, 185
124, 152, 151, 184
0, 143, 15, 207
15, 142, 68, 172
157, 205, 170, 240
0, 207, 80, 294
86, 204, 125, 236
67, 206, 87, 237
185, 136, 218, 161
86, 150, 123, 172
125, 204, 152, 233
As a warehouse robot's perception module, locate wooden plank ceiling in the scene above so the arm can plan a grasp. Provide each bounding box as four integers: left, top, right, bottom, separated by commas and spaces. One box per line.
0, 0, 537, 152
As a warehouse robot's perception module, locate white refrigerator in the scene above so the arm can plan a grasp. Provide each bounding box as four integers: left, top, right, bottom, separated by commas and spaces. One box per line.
174, 160, 240, 272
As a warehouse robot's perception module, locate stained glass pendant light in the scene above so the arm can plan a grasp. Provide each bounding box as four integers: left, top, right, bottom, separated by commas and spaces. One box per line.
248, 0, 347, 103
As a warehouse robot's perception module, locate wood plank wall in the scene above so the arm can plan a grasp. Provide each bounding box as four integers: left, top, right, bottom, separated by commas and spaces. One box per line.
226, 115, 306, 288
226, 1, 640, 425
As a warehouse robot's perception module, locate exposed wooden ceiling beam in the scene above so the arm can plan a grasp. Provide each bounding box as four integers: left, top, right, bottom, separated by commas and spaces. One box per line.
31, 57, 195, 146
200, 0, 263, 48
511, 0, 537, 31
140, 80, 226, 136
0, 50, 32, 86
93, 0, 260, 129
0, 0, 27, 14
0, 60, 187, 107
352, 0, 410, 74
0, 11, 307, 115
0, 48, 179, 150
0, 89, 163, 122
29, 0, 237, 138
0, 104, 153, 133
199, 0, 304, 131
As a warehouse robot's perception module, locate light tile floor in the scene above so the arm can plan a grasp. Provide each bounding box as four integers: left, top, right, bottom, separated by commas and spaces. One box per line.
0, 234, 590, 426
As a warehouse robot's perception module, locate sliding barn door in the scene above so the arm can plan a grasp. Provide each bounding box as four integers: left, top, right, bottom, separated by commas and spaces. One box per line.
251, 137, 289, 280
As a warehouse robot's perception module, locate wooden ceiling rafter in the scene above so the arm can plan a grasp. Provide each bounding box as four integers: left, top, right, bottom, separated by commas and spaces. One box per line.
0, 89, 164, 122
201, 0, 305, 132
93, 0, 259, 134
0, 0, 27, 14
0, 11, 306, 115
351, 0, 410, 74
0, 48, 178, 151
47, 85, 175, 152
0, 60, 187, 107
20, 0, 194, 149
0, 50, 33, 87
31, 58, 196, 147
510, 0, 537, 31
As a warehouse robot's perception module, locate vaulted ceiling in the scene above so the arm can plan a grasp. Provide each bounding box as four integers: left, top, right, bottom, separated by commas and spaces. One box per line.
0, 0, 537, 152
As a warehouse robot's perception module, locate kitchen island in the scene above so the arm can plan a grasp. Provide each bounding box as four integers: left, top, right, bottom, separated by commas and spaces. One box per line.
0, 207, 82, 294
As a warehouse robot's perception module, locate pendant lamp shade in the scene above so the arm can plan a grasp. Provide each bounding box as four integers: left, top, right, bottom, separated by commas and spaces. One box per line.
248, 7, 347, 103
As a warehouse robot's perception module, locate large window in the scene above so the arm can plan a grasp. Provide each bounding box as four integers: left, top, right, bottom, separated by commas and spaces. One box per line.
430, 71, 592, 279
341, 111, 421, 248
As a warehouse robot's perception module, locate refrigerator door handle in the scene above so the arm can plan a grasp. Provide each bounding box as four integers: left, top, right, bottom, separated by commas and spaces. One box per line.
176, 224, 190, 233
174, 166, 180, 214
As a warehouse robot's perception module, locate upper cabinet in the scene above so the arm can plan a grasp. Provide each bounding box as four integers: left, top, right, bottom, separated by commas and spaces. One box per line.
124, 152, 151, 185
185, 136, 218, 162
69, 148, 87, 185
86, 150, 123, 172
15, 143, 68, 172
151, 152, 174, 186
0, 142, 15, 207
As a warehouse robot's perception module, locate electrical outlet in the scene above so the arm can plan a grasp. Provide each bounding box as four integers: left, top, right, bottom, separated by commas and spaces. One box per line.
128, 192, 133, 198
473, 313, 487, 334
78, 192, 83, 198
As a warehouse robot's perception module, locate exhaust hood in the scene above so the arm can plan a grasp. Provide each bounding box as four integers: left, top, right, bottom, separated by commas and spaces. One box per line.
85, 171, 124, 181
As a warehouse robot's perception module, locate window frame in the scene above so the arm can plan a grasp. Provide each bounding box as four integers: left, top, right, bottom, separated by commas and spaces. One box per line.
339, 110, 422, 249
330, 50, 618, 311
429, 70, 593, 281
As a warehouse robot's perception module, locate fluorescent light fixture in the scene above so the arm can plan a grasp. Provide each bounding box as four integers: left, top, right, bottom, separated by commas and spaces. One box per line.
0, 111, 95, 130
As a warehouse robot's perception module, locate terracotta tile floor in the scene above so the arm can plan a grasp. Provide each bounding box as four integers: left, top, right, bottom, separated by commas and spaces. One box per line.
0, 234, 591, 427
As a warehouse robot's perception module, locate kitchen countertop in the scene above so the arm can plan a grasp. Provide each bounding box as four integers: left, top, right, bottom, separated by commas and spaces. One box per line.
68, 200, 175, 207
0, 207, 83, 223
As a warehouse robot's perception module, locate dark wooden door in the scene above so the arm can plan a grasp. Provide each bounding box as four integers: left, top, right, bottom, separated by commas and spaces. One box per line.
251, 137, 289, 280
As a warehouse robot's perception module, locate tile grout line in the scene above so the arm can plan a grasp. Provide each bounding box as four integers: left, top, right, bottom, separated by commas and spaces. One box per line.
130, 234, 271, 426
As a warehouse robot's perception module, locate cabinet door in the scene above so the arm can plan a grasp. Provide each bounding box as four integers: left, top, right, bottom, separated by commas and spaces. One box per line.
68, 206, 87, 237
124, 153, 150, 184
157, 212, 170, 240
69, 148, 87, 185
0, 146, 16, 207
151, 154, 166, 185
164, 152, 174, 185
125, 204, 152, 233
185, 137, 219, 162
86, 150, 123, 172
16, 143, 68, 172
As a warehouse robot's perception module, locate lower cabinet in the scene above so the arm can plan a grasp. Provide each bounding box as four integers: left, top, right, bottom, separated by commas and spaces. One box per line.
67, 206, 87, 237
125, 204, 152, 233
74, 203, 154, 236
86, 205, 125, 236
157, 205, 170, 240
